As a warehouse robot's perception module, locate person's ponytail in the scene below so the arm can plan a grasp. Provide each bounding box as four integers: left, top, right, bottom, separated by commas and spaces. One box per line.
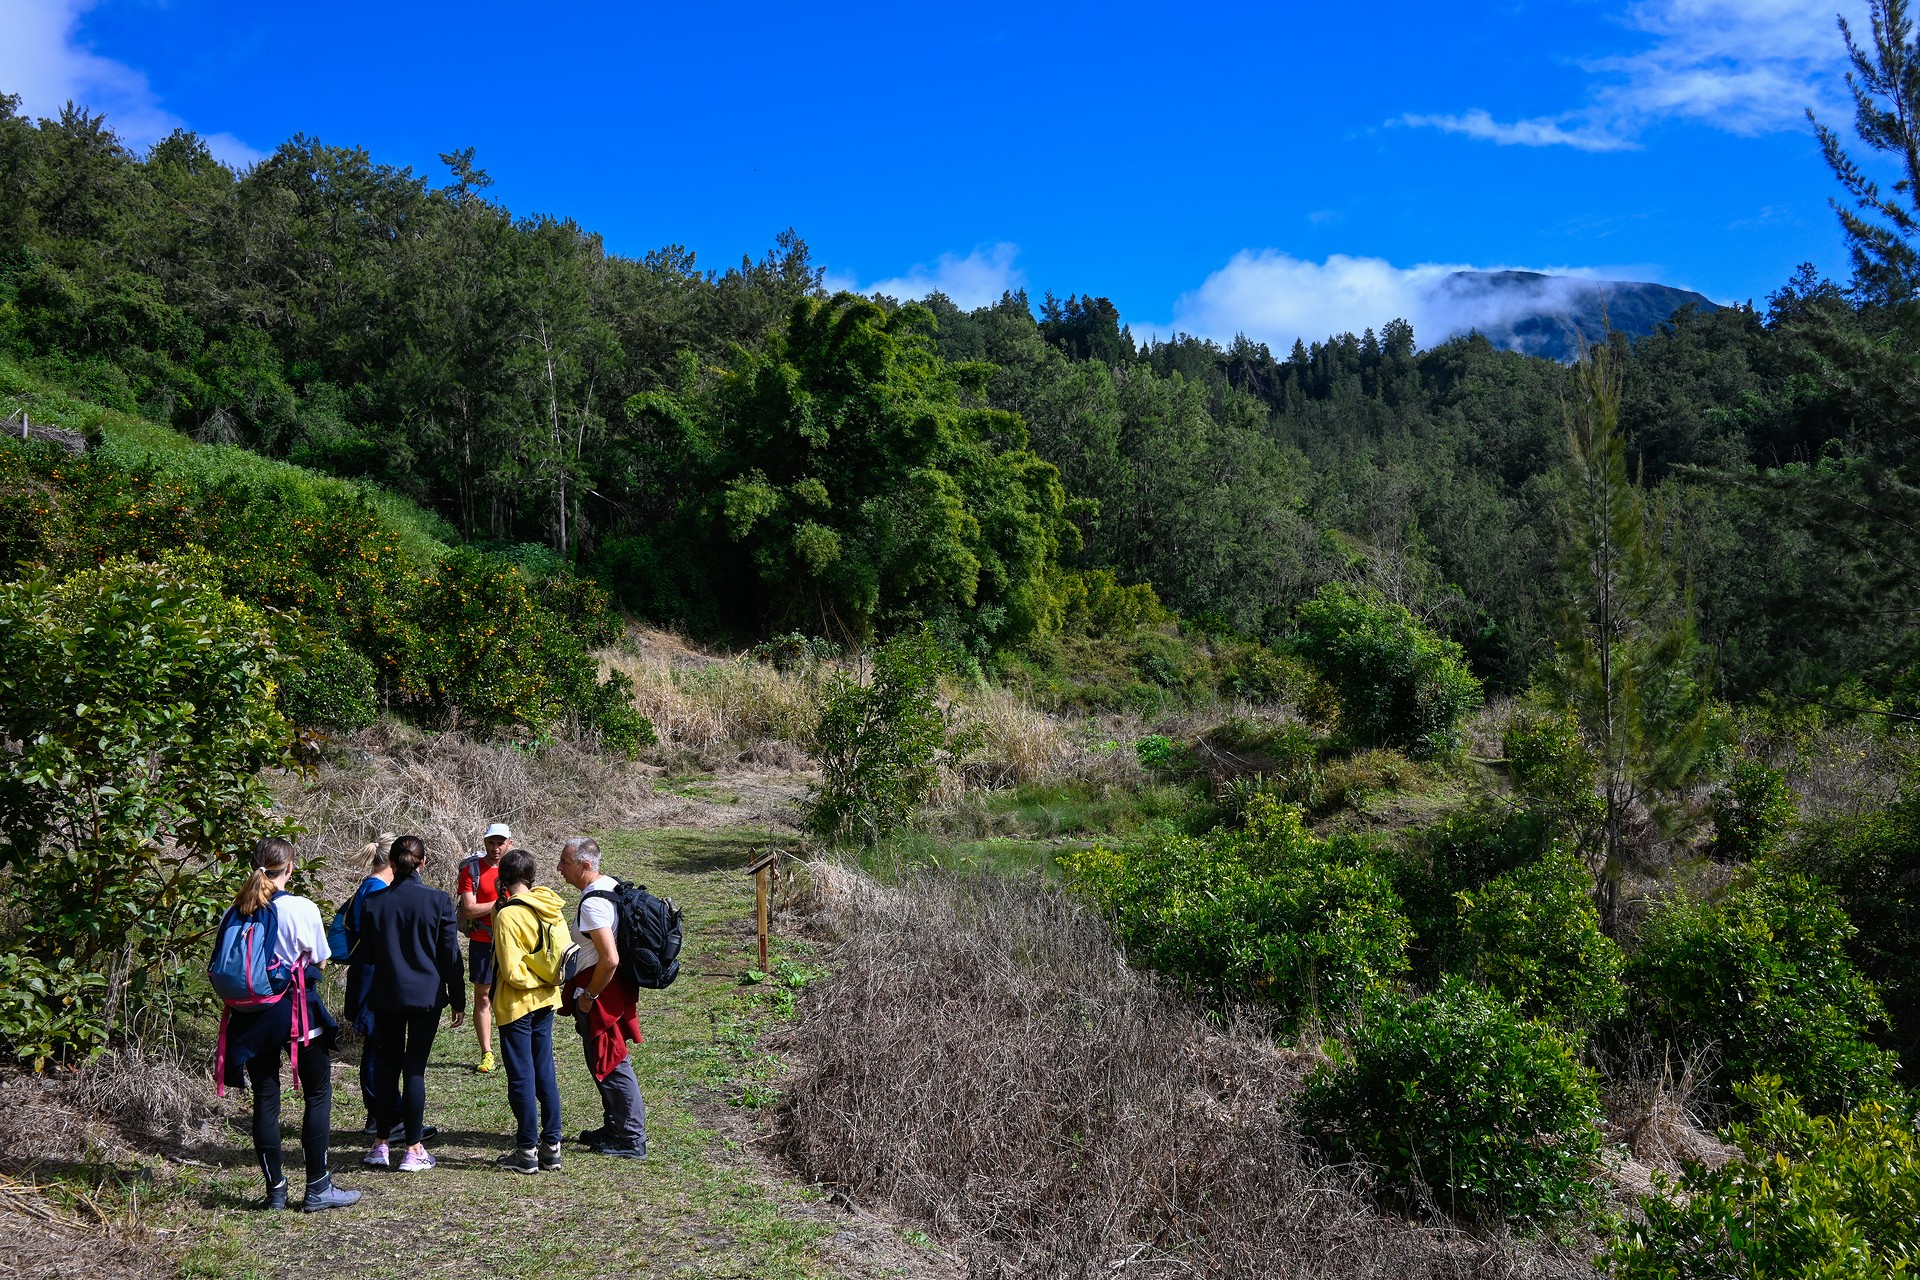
234, 836, 295, 916
388, 834, 427, 880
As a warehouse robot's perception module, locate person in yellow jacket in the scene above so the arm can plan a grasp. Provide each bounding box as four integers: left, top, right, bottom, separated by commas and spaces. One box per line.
490, 849, 567, 1173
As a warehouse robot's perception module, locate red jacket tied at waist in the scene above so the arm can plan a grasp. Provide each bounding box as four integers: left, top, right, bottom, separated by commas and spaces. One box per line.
569, 975, 641, 1081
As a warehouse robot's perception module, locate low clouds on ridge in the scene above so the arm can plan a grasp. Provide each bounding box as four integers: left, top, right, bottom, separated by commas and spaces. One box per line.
0, 0, 264, 166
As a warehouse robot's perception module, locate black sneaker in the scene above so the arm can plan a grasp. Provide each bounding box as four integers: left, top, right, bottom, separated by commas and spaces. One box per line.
576, 1127, 607, 1146
589, 1142, 647, 1161
538, 1142, 563, 1171
494, 1148, 539, 1175
386, 1123, 439, 1143
261, 1179, 288, 1211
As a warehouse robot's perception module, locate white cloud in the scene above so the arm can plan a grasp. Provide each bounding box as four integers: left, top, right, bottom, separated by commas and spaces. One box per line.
0, 0, 266, 165
826, 243, 1025, 311
1144, 249, 1672, 353
1401, 0, 1866, 149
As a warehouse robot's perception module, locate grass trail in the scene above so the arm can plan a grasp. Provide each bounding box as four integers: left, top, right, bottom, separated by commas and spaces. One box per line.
171, 827, 886, 1280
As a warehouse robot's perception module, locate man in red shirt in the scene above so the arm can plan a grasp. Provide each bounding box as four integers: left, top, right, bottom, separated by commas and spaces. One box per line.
457, 822, 511, 1073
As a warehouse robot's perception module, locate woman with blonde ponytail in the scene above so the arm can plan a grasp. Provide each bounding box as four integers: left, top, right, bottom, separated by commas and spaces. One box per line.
217, 837, 361, 1213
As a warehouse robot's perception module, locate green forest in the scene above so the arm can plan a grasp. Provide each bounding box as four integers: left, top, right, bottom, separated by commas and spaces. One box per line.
10, 3, 1920, 1276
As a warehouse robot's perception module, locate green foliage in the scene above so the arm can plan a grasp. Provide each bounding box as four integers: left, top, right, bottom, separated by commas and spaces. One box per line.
1391, 806, 1559, 978
1608, 1077, 1920, 1280
1503, 705, 1604, 835
271, 617, 378, 730
0, 556, 295, 1064
806, 629, 950, 847
1062, 796, 1409, 1026
1453, 849, 1626, 1031
1301, 977, 1604, 1224
1293, 583, 1482, 759
0, 954, 110, 1072
1709, 756, 1797, 862
1626, 867, 1899, 1112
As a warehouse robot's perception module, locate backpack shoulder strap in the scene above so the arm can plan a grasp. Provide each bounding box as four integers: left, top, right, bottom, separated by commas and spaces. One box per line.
578, 888, 616, 933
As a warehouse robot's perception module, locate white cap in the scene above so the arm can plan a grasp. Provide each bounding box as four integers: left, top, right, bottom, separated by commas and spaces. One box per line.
483, 822, 513, 841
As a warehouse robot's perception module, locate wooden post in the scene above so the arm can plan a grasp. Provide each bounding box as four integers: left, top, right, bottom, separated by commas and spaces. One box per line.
746, 849, 778, 972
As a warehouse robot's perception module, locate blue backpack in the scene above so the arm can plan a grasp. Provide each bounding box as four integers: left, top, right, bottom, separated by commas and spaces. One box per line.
209, 898, 292, 1004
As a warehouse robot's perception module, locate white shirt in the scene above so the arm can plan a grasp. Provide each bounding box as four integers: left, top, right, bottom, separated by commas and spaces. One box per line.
572, 875, 618, 971
273, 893, 329, 1042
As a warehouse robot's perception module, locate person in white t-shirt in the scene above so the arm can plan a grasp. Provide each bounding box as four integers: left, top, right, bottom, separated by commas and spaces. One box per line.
217, 837, 361, 1213
557, 837, 648, 1158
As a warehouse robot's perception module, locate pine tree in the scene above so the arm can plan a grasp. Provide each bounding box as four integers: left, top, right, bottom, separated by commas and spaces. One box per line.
1551, 336, 1712, 930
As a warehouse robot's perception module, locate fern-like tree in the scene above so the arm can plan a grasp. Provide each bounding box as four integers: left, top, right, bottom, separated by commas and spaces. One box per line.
1550, 337, 1711, 929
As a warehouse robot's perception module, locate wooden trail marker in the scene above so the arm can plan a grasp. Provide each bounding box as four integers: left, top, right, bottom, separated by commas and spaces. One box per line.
746, 848, 779, 972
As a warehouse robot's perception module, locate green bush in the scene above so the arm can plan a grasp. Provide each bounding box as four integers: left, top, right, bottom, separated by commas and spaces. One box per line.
806, 629, 950, 847
1391, 806, 1558, 978
1708, 756, 1796, 862
1608, 1078, 1920, 1280
1502, 705, 1604, 835
1293, 583, 1482, 759
0, 556, 296, 1064
1063, 796, 1409, 1026
272, 618, 378, 730
0, 954, 109, 1071
1302, 977, 1604, 1224
1626, 867, 1898, 1112
1454, 848, 1626, 1031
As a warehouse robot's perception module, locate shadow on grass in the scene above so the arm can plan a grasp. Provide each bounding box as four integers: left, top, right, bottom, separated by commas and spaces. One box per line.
629, 827, 787, 875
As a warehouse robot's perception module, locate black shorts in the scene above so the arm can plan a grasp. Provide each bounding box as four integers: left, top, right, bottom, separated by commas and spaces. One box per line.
468, 940, 496, 987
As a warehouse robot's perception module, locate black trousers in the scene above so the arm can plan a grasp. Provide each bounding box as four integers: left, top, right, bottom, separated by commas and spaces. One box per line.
247, 1040, 333, 1187
373, 1009, 441, 1145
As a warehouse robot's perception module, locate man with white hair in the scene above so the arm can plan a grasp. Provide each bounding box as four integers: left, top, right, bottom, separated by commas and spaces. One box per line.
556, 836, 647, 1159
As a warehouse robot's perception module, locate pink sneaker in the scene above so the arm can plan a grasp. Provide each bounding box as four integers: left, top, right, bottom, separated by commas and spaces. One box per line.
362, 1141, 389, 1168
398, 1147, 436, 1173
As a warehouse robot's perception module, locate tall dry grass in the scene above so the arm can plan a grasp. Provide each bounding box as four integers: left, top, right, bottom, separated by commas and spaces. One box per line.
602, 647, 822, 768
780, 867, 1599, 1280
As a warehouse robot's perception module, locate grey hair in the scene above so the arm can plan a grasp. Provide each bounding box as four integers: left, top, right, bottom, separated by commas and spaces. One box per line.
563, 836, 601, 869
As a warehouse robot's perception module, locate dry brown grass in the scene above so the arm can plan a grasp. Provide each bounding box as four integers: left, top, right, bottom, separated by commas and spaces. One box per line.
602, 645, 824, 769
779, 866, 1600, 1280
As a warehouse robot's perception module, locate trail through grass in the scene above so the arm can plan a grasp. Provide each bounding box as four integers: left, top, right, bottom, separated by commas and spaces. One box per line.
168, 828, 903, 1280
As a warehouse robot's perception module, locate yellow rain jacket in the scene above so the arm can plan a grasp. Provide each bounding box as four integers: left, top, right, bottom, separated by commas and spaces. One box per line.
492, 885, 566, 1026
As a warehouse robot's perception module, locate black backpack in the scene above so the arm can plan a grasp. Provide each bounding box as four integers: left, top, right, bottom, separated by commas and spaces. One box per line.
580, 882, 683, 990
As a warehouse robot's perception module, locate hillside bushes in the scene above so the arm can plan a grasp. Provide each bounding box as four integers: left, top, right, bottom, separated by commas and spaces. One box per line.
1293, 584, 1482, 759
1626, 867, 1898, 1112
1302, 978, 1604, 1224
1064, 796, 1409, 1026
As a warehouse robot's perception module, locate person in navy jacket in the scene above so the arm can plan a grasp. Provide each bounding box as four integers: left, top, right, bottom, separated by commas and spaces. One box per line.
352, 835, 464, 1172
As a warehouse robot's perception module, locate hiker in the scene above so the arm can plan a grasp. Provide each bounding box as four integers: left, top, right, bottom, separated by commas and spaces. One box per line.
557, 836, 648, 1159
354, 834, 465, 1172
457, 822, 511, 1074
490, 848, 568, 1173
216, 837, 360, 1212
341, 834, 394, 1136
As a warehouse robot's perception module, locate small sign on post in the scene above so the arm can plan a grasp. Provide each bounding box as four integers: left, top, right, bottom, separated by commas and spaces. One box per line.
745, 848, 779, 972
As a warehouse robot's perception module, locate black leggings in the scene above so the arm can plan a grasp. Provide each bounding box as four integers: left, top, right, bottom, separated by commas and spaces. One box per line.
247, 1040, 333, 1188
373, 1009, 440, 1144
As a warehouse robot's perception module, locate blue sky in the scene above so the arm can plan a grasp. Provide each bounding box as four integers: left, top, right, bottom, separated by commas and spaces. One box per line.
0, 0, 1881, 350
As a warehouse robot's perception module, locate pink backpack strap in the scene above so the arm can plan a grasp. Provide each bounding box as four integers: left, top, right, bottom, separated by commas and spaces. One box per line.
213, 1008, 231, 1098
287, 964, 308, 1091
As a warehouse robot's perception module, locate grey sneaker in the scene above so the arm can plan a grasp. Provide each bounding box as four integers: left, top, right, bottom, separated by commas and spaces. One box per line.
494, 1147, 539, 1175
302, 1181, 361, 1213
538, 1142, 563, 1171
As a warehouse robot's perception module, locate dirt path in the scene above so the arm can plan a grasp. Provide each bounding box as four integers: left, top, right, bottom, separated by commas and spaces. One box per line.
159, 827, 951, 1280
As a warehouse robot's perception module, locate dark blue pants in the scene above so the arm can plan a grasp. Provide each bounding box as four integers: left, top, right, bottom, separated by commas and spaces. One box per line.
247, 1040, 333, 1189
373, 1009, 439, 1145
498, 1006, 562, 1148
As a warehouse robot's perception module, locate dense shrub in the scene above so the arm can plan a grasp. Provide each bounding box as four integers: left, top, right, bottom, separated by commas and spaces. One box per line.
1608, 1078, 1920, 1280
0, 556, 295, 1064
1064, 796, 1409, 1025
1793, 788, 1920, 1081
1391, 806, 1559, 977
1503, 705, 1604, 835
1302, 977, 1604, 1224
1708, 756, 1796, 862
1453, 848, 1626, 1031
1626, 867, 1899, 1112
807, 628, 950, 847
1293, 583, 1482, 759
272, 617, 378, 730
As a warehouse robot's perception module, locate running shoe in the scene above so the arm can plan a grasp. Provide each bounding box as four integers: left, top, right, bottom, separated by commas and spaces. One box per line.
476, 1051, 496, 1074
398, 1147, 437, 1173
362, 1141, 389, 1168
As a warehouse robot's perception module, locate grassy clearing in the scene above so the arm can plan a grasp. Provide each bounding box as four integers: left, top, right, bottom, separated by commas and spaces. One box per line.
164, 827, 859, 1280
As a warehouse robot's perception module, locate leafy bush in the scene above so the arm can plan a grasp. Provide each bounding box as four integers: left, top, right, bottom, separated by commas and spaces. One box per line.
1626, 867, 1899, 1112
1390, 806, 1558, 978
1608, 1078, 1920, 1280
1708, 755, 1796, 862
0, 954, 110, 1071
271, 617, 378, 730
806, 629, 950, 847
1293, 583, 1482, 759
1454, 849, 1626, 1031
1302, 977, 1604, 1224
1502, 705, 1604, 835
1063, 796, 1409, 1026
0, 556, 295, 1063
